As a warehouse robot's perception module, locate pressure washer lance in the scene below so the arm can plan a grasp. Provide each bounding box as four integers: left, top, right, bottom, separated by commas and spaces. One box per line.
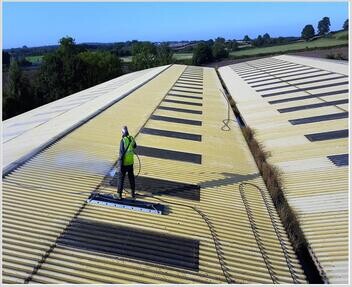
110, 149, 142, 196
219, 88, 237, 131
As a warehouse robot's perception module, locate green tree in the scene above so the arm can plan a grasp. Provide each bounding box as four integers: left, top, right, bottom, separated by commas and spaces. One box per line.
205, 39, 214, 47
253, 35, 264, 47
243, 35, 251, 42
58, 36, 81, 55
79, 51, 122, 87
262, 33, 271, 45
18, 57, 32, 67
192, 43, 213, 65
37, 36, 86, 103
226, 40, 238, 51
131, 42, 157, 70
2, 51, 11, 67
318, 17, 331, 36
112, 43, 132, 57
215, 37, 226, 44
301, 24, 315, 41
212, 42, 229, 60
231, 40, 239, 51
343, 19, 348, 30
156, 44, 173, 65
3, 60, 33, 119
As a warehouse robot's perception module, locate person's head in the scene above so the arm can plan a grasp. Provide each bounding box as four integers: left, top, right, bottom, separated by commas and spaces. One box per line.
121, 125, 129, 137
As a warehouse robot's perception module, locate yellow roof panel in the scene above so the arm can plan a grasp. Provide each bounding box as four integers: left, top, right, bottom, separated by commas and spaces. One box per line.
219, 55, 349, 284
3, 65, 306, 284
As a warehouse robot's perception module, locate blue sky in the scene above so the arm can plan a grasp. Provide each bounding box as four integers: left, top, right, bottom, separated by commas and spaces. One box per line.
2, 2, 349, 49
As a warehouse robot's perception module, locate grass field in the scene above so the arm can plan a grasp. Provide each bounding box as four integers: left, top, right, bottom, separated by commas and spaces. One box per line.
24, 54, 190, 64
230, 31, 348, 58
23, 31, 347, 66
25, 55, 43, 64
121, 54, 192, 62
173, 53, 193, 60
170, 31, 348, 61
120, 56, 132, 62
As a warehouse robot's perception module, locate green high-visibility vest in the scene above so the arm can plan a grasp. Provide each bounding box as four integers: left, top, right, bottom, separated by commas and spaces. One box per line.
122, 136, 135, 166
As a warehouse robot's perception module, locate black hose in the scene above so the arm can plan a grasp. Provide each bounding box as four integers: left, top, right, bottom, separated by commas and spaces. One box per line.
136, 193, 235, 284
239, 182, 301, 283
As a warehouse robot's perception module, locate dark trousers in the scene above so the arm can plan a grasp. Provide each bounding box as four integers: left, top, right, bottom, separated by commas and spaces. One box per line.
117, 164, 135, 197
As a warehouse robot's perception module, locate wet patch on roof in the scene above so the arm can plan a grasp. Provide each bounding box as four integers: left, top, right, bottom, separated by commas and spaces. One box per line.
57, 218, 199, 271
289, 112, 348, 125
268, 89, 349, 104
163, 99, 203, 106
261, 81, 349, 97
150, 115, 202, 126
87, 193, 166, 215
109, 175, 200, 201
141, 127, 201, 141
277, 99, 348, 113
305, 129, 348, 142
136, 146, 202, 164
158, 106, 202, 115
327, 154, 349, 167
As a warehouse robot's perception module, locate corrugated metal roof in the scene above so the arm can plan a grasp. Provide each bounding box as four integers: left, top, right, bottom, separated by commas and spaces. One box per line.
219, 55, 349, 284
3, 65, 169, 173
3, 64, 306, 283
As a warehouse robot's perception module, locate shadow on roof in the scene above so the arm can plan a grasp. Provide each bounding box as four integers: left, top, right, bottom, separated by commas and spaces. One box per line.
199, 172, 260, 189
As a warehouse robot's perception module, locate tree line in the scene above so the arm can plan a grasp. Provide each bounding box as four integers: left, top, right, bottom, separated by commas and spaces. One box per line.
192, 37, 235, 65
191, 17, 348, 65
2, 37, 174, 120
3, 17, 349, 119
301, 17, 348, 41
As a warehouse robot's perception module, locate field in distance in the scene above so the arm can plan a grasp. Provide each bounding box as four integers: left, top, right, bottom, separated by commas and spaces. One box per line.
23, 31, 348, 65
230, 30, 348, 58
25, 55, 44, 64
169, 31, 348, 61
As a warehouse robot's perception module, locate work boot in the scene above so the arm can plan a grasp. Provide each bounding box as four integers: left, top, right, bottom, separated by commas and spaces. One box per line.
113, 193, 122, 200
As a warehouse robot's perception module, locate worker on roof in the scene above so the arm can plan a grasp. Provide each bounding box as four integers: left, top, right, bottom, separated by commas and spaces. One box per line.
114, 126, 137, 200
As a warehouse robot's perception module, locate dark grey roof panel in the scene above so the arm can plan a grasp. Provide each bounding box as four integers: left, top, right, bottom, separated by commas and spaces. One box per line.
262, 81, 349, 97
269, 89, 349, 104
277, 99, 348, 113
305, 129, 348, 141
136, 146, 202, 164
327, 154, 349, 167
289, 112, 348, 125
